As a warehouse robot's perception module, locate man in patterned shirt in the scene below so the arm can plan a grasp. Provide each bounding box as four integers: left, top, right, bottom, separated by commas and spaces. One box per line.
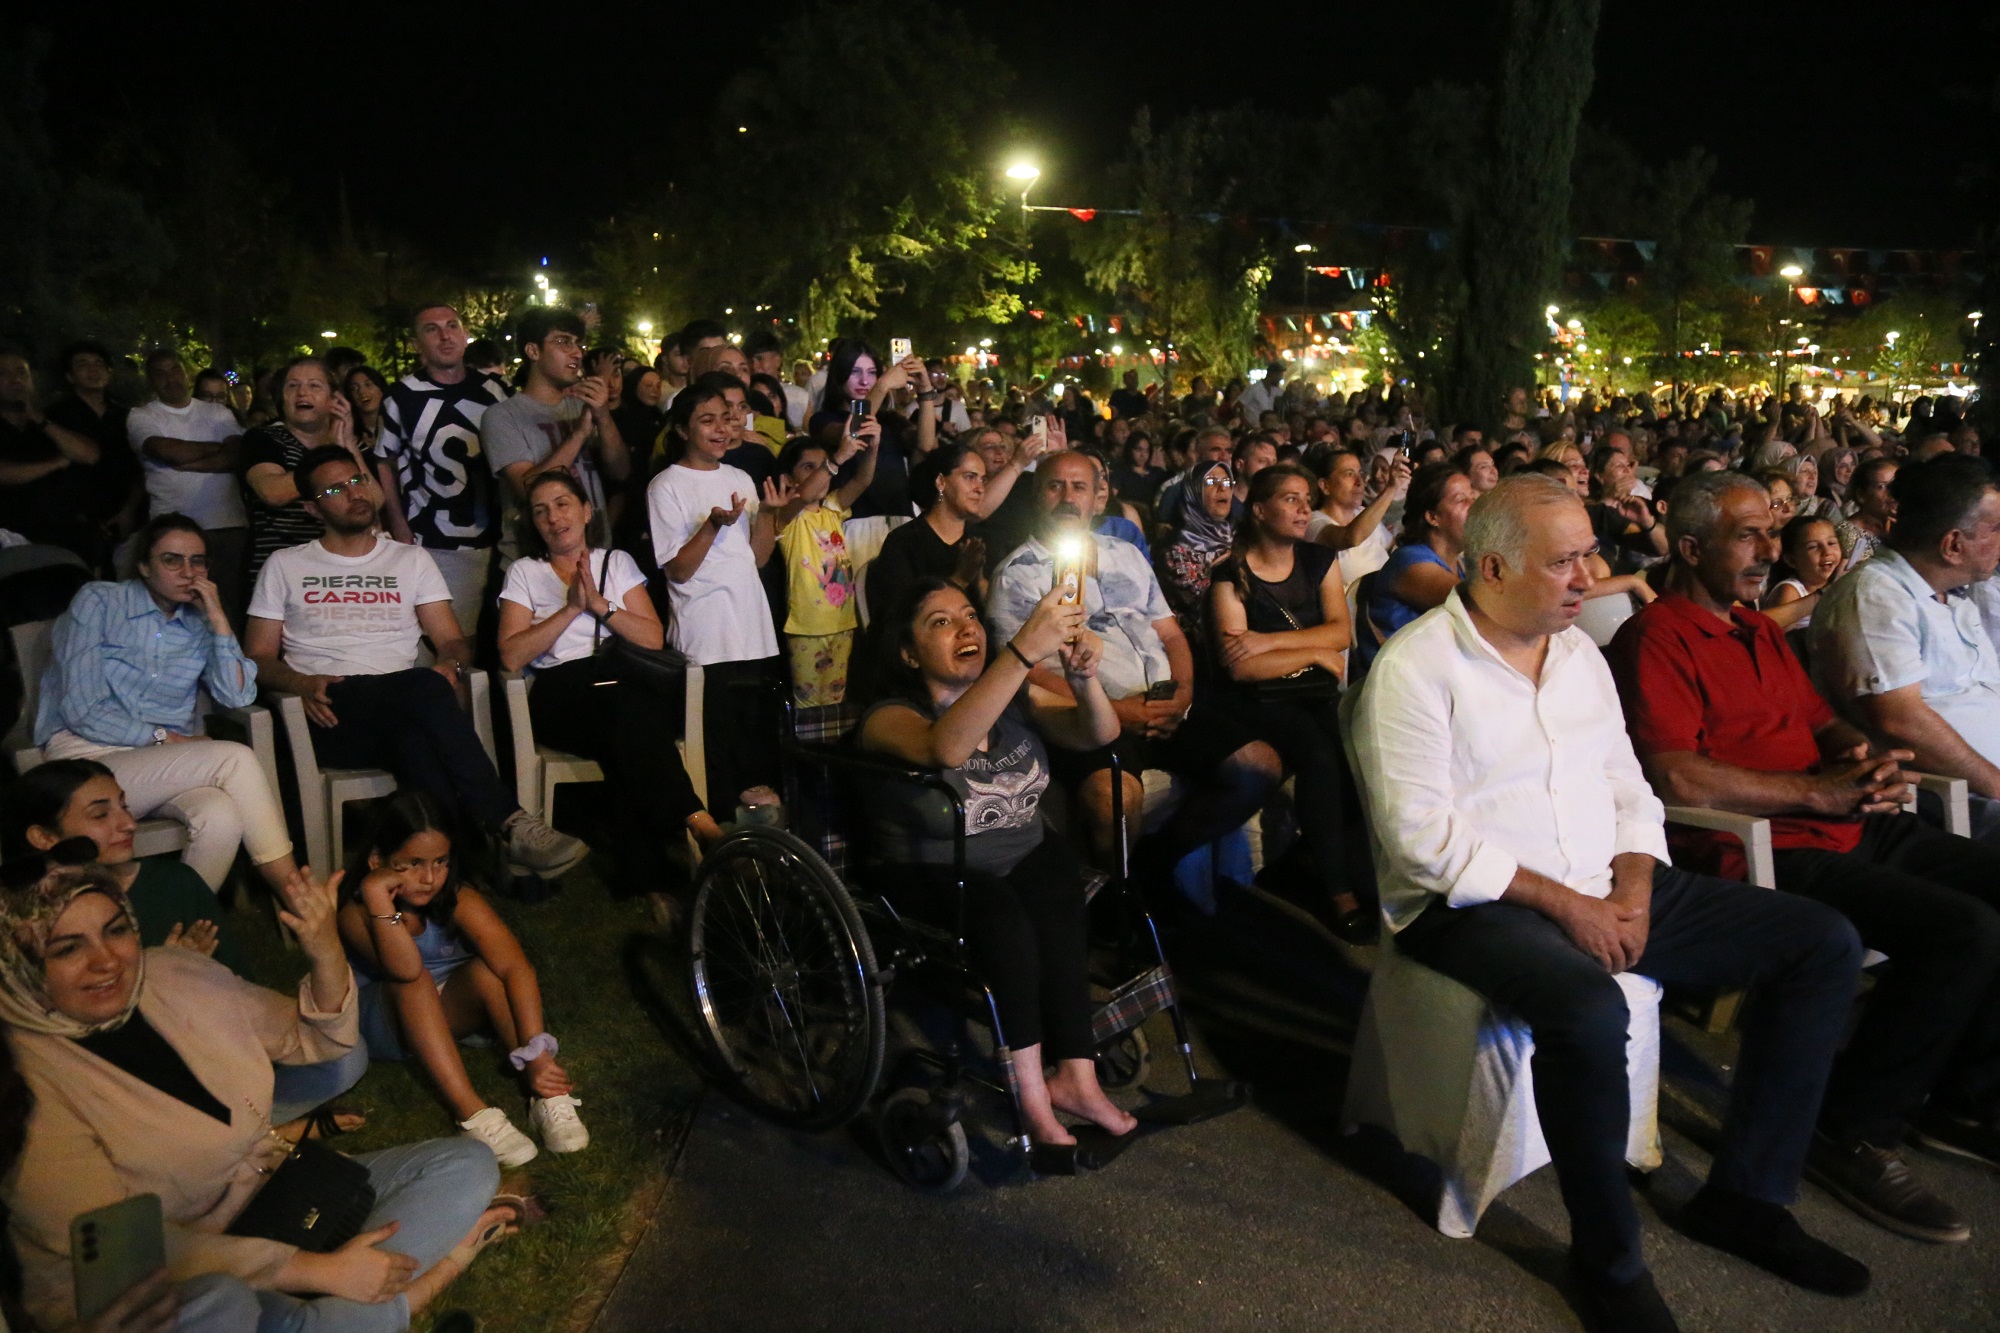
373, 302, 509, 637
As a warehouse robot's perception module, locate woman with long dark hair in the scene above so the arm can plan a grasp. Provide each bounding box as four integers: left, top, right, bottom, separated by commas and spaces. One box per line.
1351, 463, 1474, 682
807, 337, 937, 519
1209, 464, 1371, 938
338, 792, 588, 1168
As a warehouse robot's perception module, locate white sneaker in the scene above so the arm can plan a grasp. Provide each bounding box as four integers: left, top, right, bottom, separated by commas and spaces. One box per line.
461, 1106, 539, 1167
530, 1093, 590, 1154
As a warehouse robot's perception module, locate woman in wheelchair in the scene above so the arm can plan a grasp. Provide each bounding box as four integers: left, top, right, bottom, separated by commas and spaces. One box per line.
337, 792, 588, 1169
859, 576, 1138, 1147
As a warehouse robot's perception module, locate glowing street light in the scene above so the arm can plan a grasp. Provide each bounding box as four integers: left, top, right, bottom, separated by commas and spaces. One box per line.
1005, 160, 1041, 215
637, 320, 654, 336
1779, 264, 1804, 279
320, 330, 337, 339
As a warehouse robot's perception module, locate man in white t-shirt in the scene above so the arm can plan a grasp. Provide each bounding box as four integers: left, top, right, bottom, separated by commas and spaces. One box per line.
245, 445, 587, 878
128, 349, 248, 619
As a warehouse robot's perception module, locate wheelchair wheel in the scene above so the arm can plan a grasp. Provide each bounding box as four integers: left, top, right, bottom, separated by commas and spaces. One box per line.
688, 827, 885, 1132
1094, 1025, 1150, 1091
876, 1087, 969, 1193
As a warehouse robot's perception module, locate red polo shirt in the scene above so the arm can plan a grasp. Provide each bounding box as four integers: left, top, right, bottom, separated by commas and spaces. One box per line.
1605, 592, 1863, 879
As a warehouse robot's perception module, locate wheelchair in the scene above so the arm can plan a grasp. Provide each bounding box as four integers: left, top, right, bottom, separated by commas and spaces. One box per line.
683, 701, 1246, 1192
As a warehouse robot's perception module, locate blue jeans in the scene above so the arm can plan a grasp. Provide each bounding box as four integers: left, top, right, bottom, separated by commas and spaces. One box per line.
253, 1138, 498, 1333
270, 1046, 371, 1125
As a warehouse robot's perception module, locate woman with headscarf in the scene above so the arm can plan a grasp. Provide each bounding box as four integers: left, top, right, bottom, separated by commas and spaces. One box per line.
1155, 456, 1236, 672
0, 850, 516, 1333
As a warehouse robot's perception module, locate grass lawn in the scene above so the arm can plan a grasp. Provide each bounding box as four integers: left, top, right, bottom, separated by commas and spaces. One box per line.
235, 845, 707, 1333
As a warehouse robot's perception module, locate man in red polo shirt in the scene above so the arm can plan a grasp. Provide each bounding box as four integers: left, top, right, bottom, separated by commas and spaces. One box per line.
1608, 469, 2000, 1248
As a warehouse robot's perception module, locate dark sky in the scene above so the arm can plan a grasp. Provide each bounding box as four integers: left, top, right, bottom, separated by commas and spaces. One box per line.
32, 0, 1995, 264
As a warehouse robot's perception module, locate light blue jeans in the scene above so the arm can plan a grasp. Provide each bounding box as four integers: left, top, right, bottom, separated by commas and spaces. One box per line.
253, 1138, 498, 1333
270, 1046, 372, 1125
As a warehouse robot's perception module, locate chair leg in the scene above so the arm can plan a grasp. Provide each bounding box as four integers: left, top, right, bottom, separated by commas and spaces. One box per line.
328, 790, 346, 874
540, 767, 558, 827
1704, 989, 1745, 1035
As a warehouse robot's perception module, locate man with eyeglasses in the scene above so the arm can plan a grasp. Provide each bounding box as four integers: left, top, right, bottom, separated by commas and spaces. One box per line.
372, 302, 509, 639
482, 307, 629, 569
247, 445, 588, 881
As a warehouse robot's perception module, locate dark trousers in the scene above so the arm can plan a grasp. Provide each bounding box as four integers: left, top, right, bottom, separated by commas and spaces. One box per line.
880, 835, 1095, 1060
1774, 812, 2000, 1142
311, 669, 516, 830
1222, 693, 1364, 900
529, 657, 705, 889
1395, 867, 1862, 1282
699, 657, 782, 815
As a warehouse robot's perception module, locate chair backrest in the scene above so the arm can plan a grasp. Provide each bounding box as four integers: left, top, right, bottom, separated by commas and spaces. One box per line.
1575, 591, 1636, 649
4, 619, 54, 760
504, 673, 538, 813
840, 514, 908, 574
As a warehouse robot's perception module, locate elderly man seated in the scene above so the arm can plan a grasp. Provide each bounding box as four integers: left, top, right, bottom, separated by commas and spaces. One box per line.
1607, 469, 2000, 1249
988, 450, 1277, 877
1354, 473, 1864, 1333
1811, 454, 2000, 842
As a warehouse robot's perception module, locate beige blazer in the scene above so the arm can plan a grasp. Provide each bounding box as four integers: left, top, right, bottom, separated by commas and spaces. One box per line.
7, 946, 359, 1332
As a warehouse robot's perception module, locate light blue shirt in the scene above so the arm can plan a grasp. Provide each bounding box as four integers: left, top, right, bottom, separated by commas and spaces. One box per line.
34, 580, 257, 748
988, 531, 1172, 701
1811, 550, 2000, 766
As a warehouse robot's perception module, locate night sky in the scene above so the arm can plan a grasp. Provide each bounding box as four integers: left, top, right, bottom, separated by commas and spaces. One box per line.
31, 0, 1995, 266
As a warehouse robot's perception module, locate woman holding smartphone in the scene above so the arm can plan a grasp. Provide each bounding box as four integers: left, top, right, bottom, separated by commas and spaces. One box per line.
808, 337, 937, 519
32, 514, 302, 898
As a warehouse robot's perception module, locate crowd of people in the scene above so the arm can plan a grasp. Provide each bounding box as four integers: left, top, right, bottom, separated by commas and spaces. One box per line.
0, 306, 1996, 1332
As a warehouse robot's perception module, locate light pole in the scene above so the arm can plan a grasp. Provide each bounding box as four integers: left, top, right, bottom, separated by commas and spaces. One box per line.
1005, 162, 1041, 220
1294, 243, 1313, 357
1777, 263, 1804, 404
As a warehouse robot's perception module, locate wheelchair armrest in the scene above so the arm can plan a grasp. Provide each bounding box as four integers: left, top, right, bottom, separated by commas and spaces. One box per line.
1663, 806, 1775, 888
205, 704, 280, 806
1905, 770, 1971, 837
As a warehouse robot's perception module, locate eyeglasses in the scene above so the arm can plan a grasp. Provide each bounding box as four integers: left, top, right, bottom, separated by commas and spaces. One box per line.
151, 552, 209, 571
313, 474, 370, 501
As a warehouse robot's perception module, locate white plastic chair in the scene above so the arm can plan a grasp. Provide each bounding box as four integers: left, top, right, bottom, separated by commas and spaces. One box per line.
1338, 683, 1663, 1237
271, 670, 494, 875
842, 514, 908, 631
504, 665, 708, 822
1575, 591, 1638, 648
7, 619, 277, 861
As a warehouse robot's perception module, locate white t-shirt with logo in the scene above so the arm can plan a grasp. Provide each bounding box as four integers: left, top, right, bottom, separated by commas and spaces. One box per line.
126, 399, 247, 529
646, 461, 778, 666
248, 534, 452, 677
499, 548, 650, 670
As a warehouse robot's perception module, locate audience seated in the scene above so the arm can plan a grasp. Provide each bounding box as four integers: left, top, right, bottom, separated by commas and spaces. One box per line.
1155, 456, 1234, 665
1760, 512, 1843, 631
1151, 425, 1232, 531
1837, 456, 1897, 571
1208, 464, 1370, 938
244, 445, 587, 881
1811, 454, 2000, 840
36, 513, 300, 896
1606, 468, 2000, 1244
1, 853, 514, 1332
338, 792, 588, 1169
1350, 463, 1472, 681
987, 451, 1279, 870
859, 576, 1135, 1148
496, 470, 719, 915
1305, 446, 1404, 584
1353, 473, 1867, 1332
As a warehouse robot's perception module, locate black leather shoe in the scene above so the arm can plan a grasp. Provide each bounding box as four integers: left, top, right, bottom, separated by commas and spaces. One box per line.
1911, 1108, 2000, 1173
1567, 1261, 1680, 1333
1806, 1134, 1971, 1243
1679, 1186, 1871, 1295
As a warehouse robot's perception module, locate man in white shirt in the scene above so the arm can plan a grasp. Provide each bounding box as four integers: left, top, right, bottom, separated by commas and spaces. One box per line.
128, 349, 248, 619
245, 445, 586, 880
1352, 473, 1865, 1331
1812, 453, 2000, 840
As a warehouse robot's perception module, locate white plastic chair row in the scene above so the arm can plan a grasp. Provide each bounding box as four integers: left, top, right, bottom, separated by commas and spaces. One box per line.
505, 664, 708, 823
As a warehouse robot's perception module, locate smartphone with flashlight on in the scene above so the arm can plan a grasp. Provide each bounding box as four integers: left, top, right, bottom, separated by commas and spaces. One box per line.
1052, 535, 1086, 607
889, 337, 912, 363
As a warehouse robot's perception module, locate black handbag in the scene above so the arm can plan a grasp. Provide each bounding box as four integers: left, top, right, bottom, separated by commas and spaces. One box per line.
225, 1139, 376, 1253
591, 550, 688, 695
1239, 562, 1342, 705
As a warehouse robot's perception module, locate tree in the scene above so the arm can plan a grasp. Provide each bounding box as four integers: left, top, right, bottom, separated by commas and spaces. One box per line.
1448, 0, 1601, 424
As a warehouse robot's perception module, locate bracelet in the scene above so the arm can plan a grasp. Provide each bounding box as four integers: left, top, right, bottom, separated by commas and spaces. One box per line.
509, 1032, 559, 1070
370, 910, 403, 924
1006, 641, 1033, 670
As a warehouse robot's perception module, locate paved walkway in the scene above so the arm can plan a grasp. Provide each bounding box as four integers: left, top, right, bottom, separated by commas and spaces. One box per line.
595, 887, 2000, 1332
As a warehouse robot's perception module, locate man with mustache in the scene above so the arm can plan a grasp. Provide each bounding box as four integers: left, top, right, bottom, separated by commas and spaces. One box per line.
1609, 469, 2000, 1249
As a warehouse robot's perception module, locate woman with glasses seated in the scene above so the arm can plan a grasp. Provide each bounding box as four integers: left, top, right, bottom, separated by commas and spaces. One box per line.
32, 513, 302, 900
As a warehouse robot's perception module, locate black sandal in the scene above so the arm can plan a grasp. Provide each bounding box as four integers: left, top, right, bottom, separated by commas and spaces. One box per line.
304, 1106, 362, 1140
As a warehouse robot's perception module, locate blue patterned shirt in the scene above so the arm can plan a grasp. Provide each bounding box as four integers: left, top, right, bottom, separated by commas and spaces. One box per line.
34, 581, 257, 748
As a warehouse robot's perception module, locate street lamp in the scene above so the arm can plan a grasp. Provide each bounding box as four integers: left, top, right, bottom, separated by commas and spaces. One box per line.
1005, 161, 1041, 216
1294, 243, 1314, 348
1777, 265, 1804, 401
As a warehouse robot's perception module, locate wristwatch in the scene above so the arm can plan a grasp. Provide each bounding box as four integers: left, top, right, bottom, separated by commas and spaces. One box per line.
151, 727, 169, 745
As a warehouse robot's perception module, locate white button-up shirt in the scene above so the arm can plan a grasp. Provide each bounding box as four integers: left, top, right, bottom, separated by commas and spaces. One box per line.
1352, 589, 1670, 932
1810, 549, 2000, 766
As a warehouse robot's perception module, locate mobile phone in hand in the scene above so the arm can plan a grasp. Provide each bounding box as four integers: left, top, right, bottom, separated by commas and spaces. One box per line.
1145, 680, 1177, 702
1052, 536, 1086, 606
72, 1195, 165, 1323
889, 337, 912, 362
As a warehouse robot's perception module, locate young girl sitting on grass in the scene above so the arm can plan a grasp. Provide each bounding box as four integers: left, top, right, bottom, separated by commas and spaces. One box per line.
776, 427, 878, 704
338, 791, 586, 1168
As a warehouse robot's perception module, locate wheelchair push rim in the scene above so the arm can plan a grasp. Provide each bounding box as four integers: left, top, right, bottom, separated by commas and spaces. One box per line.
688, 827, 886, 1131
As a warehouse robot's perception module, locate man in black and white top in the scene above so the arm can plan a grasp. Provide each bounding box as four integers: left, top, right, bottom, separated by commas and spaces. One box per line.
373, 302, 509, 637
247, 444, 586, 880
1352, 473, 1867, 1332
482, 307, 629, 568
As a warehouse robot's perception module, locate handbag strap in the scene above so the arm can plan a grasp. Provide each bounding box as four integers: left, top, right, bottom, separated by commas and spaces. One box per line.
588, 549, 610, 653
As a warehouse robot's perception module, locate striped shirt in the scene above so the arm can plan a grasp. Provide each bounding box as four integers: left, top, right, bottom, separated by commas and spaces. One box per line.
377, 369, 508, 550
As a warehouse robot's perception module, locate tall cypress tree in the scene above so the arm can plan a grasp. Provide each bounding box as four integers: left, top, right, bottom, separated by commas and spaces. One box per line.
1449, 0, 1600, 426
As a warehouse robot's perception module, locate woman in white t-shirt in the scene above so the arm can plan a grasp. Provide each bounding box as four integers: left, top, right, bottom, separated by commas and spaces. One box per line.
645, 380, 803, 813
500, 472, 719, 911
1306, 446, 1405, 585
